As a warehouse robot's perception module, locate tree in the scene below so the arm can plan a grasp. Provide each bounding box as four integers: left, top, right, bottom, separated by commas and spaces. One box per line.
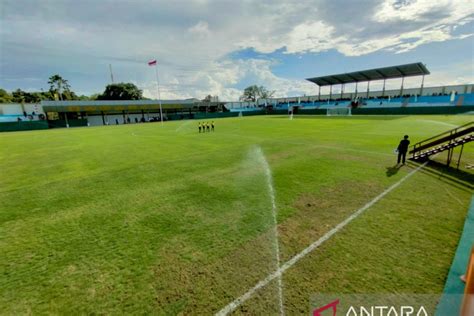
240, 85, 274, 102
11, 89, 29, 103
202, 95, 219, 102
87, 93, 101, 100
48, 74, 71, 100
0, 89, 12, 103
98, 83, 143, 100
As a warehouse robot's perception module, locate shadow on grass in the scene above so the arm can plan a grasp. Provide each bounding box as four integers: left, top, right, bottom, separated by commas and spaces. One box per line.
386, 164, 402, 177
407, 160, 474, 192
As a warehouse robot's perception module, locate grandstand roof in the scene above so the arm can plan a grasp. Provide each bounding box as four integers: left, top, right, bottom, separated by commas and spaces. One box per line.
306, 62, 430, 86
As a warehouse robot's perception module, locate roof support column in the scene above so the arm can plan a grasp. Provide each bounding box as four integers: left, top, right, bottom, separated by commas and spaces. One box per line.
329, 85, 333, 100
382, 79, 386, 97
340, 84, 344, 99
366, 81, 370, 99
355, 82, 358, 99
400, 77, 405, 96
420, 75, 425, 96
318, 86, 321, 101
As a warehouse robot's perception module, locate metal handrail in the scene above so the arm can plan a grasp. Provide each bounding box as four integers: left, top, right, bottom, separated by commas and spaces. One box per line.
410, 121, 474, 156
413, 121, 473, 148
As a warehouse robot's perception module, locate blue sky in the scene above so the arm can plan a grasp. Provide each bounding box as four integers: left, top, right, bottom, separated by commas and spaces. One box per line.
1, 0, 473, 100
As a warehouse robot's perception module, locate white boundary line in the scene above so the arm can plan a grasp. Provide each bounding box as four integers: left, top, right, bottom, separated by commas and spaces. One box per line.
417, 119, 458, 128
175, 120, 192, 132
215, 160, 429, 315
256, 146, 285, 315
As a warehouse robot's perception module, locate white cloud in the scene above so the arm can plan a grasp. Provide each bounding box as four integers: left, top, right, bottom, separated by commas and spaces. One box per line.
244, 0, 474, 57
141, 58, 315, 100
188, 21, 211, 38
1, 0, 473, 99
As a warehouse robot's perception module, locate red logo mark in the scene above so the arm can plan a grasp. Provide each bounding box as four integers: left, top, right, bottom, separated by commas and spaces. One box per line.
313, 299, 340, 316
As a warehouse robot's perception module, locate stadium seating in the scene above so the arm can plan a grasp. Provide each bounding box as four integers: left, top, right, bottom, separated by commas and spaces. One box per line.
227, 93, 474, 112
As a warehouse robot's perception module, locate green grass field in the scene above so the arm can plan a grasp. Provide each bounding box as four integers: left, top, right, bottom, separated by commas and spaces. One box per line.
1, 115, 473, 315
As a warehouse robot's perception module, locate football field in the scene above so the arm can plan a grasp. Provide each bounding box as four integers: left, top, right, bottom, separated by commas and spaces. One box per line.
1, 115, 473, 314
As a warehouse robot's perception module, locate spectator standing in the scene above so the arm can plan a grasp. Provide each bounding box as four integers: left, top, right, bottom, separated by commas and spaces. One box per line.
397, 135, 410, 165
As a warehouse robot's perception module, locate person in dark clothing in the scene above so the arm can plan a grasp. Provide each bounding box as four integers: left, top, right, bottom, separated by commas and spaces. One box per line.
211, 121, 215, 132
115, 119, 119, 125
198, 122, 202, 133
397, 135, 410, 164
206, 122, 210, 132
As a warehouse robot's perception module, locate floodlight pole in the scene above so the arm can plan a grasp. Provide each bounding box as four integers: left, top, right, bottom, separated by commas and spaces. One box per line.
400, 76, 405, 96
154, 65, 164, 125
420, 75, 425, 96
109, 64, 114, 83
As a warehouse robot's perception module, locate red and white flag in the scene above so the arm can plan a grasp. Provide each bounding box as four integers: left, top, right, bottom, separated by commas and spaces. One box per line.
148, 59, 157, 66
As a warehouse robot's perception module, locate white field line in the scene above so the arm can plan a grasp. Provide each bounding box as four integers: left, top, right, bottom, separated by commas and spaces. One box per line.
444, 186, 464, 206
215, 131, 393, 158
255, 146, 284, 315
132, 128, 392, 159
215, 160, 429, 316
315, 145, 393, 157
417, 119, 458, 128
175, 120, 192, 132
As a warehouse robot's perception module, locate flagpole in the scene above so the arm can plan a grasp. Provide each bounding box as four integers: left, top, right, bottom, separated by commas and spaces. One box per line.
153, 63, 163, 125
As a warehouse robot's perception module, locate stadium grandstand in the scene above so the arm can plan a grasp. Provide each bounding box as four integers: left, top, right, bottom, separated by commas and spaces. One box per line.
226, 63, 474, 115
0, 63, 473, 131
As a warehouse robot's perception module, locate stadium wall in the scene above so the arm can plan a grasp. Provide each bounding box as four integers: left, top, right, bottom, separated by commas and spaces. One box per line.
0, 120, 49, 132
225, 106, 474, 116
351, 105, 474, 115
48, 119, 88, 128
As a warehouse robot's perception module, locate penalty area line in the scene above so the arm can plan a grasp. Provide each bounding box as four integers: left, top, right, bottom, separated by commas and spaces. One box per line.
215, 160, 429, 316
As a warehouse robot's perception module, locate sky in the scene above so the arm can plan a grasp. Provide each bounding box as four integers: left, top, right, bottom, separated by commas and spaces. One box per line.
1, 0, 473, 101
